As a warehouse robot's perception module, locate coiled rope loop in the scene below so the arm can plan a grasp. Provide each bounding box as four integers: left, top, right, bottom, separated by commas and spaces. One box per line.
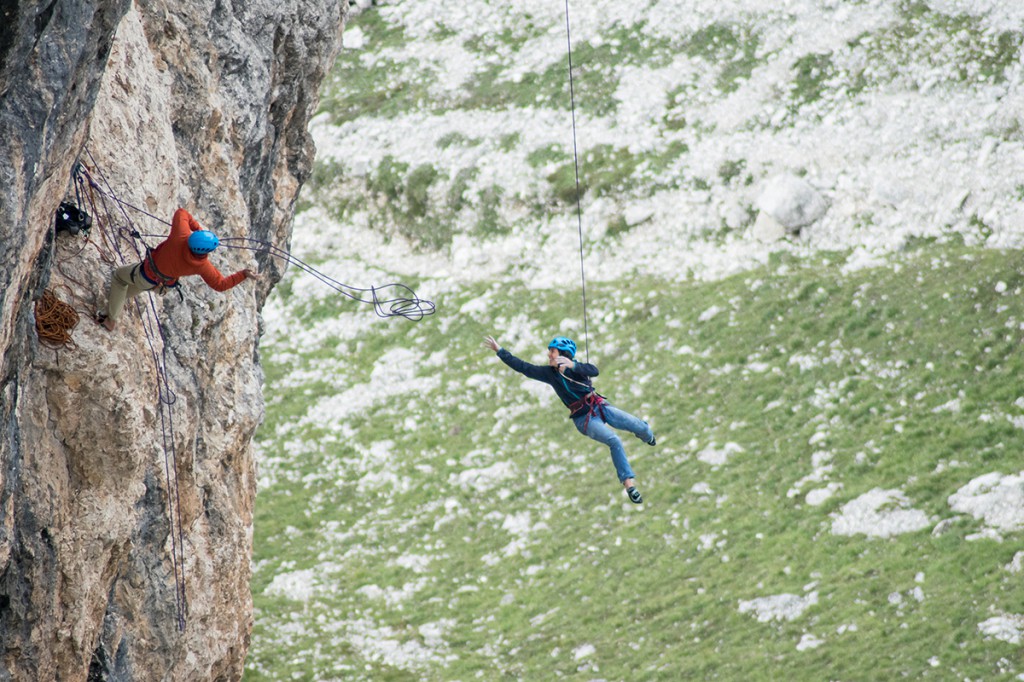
35, 288, 80, 349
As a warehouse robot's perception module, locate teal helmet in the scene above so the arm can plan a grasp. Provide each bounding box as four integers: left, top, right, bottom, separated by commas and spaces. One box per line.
188, 230, 220, 255
548, 336, 576, 358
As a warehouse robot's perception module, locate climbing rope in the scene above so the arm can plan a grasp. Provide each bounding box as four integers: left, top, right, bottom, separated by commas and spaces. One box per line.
34, 288, 80, 349
73, 146, 436, 630
142, 304, 188, 633
76, 153, 189, 631
219, 236, 435, 320
50, 157, 190, 629
86, 191, 436, 320
564, 0, 591, 362
69, 141, 439, 630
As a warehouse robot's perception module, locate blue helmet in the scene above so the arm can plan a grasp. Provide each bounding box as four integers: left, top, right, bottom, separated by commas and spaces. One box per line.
548, 336, 576, 358
188, 230, 220, 255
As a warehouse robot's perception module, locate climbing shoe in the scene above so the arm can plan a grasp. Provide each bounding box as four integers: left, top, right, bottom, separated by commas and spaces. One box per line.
95, 311, 115, 332
626, 486, 643, 504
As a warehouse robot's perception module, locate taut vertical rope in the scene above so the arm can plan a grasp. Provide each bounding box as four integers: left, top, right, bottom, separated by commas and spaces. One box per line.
564, 0, 590, 362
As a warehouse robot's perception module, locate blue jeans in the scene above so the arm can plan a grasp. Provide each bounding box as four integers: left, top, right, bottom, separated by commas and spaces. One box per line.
572, 404, 653, 483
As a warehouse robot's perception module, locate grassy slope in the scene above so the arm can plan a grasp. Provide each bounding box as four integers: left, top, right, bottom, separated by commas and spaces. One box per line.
247, 243, 1024, 681
247, 4, 1024, 680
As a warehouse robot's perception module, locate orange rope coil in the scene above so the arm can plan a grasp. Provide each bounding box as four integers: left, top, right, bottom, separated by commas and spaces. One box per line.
35, 289, 80, 349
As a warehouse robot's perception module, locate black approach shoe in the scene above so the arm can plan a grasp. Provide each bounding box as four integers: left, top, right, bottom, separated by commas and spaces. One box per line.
627, 486, 643, 504
635, 431, 656, 446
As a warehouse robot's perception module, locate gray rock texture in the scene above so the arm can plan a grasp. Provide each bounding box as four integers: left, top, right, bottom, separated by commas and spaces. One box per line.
0, 1, 343, 680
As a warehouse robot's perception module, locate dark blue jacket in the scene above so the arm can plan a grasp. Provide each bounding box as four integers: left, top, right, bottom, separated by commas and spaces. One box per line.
497, 348, 599, 418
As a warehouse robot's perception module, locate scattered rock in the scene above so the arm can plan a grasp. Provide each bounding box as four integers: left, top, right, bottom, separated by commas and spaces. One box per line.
978, 615, 1024, 645
948, 471, 1024, 533
831, 488, 932, 538
931, 517, 962, 537
624, 204, 655, 227
738, 591, 819, 623
756, 174, 827, 233
796, 633, 825, 651
751, 211, 787, 242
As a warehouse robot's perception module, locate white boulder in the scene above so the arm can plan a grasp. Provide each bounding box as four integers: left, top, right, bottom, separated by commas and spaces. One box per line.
756, 174, 827, 233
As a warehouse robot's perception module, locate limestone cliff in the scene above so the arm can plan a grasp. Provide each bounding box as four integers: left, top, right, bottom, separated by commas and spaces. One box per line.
0, 1, 343, 679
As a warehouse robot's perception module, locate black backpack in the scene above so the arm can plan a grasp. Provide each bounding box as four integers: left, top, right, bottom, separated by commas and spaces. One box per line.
54, 202, 92, 236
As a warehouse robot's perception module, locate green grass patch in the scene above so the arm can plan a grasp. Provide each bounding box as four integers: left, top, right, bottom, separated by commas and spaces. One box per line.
318, 10, 439, 123
359, 157, 455, 249
497, 132, 521, 152
460, 22, 678, 116
473, 184, 507, 237
683, 23, 762, 93
843, 3, 1023, 90
318, 54, 436, 125
436, 131, 483, 149
546, 144, 644, 204
791, 51, 838, 105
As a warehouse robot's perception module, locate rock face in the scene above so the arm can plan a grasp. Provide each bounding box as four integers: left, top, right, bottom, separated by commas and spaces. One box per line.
0, 1, 343, 680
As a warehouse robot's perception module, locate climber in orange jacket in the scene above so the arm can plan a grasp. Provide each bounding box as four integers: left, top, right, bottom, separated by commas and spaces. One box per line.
98, 208, 260, 331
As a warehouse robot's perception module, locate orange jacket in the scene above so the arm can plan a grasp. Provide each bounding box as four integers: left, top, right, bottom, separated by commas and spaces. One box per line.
141, 209, 246, 291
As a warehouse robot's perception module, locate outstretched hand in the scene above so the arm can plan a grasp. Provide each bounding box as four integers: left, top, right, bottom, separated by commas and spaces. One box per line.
483, 335, 500, 352
242, 268, 262, 281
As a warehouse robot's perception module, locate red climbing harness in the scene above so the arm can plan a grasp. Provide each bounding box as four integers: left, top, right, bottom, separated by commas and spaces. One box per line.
568, 391, 606, 431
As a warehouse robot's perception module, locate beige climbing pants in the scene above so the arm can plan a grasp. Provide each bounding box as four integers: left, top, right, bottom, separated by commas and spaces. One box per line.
105, 263, 157, 321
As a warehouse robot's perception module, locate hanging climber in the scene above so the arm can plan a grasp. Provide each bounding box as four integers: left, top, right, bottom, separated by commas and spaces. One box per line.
97, 208, 260, 331
483, 334, 656, 504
